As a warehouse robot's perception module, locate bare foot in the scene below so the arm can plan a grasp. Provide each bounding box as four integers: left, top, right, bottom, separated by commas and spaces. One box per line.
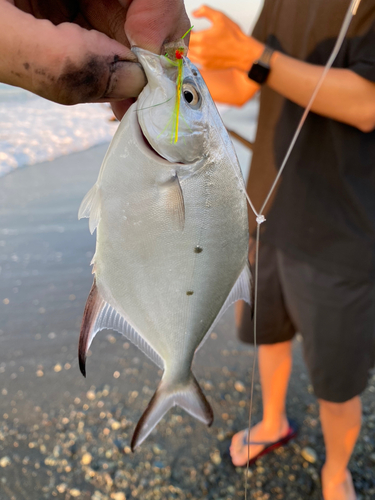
229, 419, 289, 467
322, 467, 357, 500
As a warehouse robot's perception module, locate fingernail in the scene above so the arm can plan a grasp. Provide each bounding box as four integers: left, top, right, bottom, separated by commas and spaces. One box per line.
104, 61, 147, 99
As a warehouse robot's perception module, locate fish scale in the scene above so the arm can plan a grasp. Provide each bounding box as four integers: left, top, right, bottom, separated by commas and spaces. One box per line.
78, 45, 251, 449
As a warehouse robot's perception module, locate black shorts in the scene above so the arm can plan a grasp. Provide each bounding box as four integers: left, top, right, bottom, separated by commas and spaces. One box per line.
238, 242, 375, 403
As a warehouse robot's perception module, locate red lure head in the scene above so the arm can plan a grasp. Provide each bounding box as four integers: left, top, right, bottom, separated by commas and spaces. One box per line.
175, 49, 184, 60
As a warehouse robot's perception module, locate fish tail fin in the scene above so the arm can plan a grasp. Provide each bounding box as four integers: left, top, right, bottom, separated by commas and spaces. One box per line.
131, 373, 213, 450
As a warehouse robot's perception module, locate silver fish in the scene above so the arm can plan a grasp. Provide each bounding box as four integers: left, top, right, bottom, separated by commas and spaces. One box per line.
78, 46, 251, 449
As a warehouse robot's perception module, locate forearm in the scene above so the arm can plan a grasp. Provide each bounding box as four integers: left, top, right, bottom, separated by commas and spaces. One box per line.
0, 1, 145, 106
268, 51, 375, 132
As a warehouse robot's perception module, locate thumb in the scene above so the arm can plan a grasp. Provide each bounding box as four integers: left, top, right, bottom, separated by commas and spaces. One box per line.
123, 0, 190, 53
0, 3, 146, 105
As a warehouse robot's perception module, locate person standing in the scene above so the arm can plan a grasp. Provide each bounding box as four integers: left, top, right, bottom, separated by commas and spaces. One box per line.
190, 2, 375, 499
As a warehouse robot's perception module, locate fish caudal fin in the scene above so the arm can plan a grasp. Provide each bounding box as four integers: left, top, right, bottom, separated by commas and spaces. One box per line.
131, 374, 213, 450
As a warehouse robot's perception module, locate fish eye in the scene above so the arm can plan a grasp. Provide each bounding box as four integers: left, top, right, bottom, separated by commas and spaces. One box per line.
182, 83, 200, 108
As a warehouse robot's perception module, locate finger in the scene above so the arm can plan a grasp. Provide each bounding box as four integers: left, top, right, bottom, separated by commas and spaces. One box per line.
0, 2, 146, 104
111, 98, 136, 120
188, 33, 212, 62
187, 45, 207, 65
189, 32, 208, 47
192, 5, 224, 23
122, 0, 190, 53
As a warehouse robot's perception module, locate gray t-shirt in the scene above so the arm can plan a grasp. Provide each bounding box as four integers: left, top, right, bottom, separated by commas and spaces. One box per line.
249, 0, 375, 280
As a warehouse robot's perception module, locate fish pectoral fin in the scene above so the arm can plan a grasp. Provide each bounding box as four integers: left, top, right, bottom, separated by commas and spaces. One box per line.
158, 174, 185, 231
131, 373, 213, 450
196, 262, 252, 352
78, 184, 101, 234
79, 279, 164, 377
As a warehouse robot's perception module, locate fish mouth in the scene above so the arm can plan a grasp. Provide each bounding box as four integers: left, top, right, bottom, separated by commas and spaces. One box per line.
132, 105, 174, 164
139, 125, 166, 161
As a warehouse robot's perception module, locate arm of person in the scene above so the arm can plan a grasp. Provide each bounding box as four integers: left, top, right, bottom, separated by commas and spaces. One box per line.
190, 5, 375, 132
267, 52, 375, 133
0, 0, 189, 118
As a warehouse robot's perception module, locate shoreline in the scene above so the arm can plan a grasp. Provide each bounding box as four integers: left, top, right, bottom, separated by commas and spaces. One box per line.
0, 144, 374, 499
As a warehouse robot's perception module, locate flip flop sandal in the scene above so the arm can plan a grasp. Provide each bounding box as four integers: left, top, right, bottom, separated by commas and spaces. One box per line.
238, 419, 299, 467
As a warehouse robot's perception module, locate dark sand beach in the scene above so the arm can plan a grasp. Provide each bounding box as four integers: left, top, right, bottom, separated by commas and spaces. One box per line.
0, 145, 374, 499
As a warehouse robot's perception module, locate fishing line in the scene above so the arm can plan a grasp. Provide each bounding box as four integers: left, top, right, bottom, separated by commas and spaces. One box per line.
135, 96, 173, 112
243, 0, 361, 498
244, 222, 260, 499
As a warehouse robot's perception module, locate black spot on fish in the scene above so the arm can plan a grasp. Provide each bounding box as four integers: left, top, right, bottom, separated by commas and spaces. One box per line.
35, 68, 46, 76
186, 291, 194, 296
194, 245, 203, 253
23, 63, 30, 70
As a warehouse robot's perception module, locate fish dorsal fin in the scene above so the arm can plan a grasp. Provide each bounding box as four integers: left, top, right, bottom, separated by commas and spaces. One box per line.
79, 279, 164, 376
197, 263, 252, 351
78, 184, 101, 234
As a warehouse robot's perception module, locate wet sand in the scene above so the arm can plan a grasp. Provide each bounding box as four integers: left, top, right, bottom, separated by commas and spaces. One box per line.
0, 145, 374, 500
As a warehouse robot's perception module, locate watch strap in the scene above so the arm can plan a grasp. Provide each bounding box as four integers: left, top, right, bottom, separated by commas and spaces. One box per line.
258, 46, 274, 67
247, 46, 274, 84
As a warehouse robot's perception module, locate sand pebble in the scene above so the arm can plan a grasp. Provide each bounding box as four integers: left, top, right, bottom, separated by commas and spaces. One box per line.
54, 364, 62, 372
210, 450, 221, 465
81, 452, 92, 465
0, 456, 11, 467
56, 483, 67, 493
111, 493, 126, 500
301, 446, 317, 464
87, 390, 96, 400
234, 381, 246, 393
70, 489, 81, 497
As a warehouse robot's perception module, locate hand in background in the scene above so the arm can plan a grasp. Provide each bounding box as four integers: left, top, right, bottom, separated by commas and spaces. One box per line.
189, 5, 263, 72
189, 6, 261, 106
0, 0, 189, 118
200, 68, 259, 106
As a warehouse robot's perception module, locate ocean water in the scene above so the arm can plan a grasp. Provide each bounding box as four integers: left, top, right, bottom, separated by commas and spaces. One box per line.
0, 83, 258, 180
0, 83, 118, 178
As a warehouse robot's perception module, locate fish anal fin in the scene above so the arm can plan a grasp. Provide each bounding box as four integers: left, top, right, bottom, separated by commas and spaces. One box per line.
159, 174, 185, 231
78, 282, 164, 377
131, 373, 213, 450
197, 262, 252, 351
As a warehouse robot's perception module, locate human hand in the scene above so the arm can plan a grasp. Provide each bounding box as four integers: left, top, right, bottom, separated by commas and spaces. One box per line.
200, 68, 259, 106
189, 5, 264, 72
0, 0, 189, 118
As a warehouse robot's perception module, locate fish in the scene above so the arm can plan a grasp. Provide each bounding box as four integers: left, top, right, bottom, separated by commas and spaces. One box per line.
78, 42, 251, 449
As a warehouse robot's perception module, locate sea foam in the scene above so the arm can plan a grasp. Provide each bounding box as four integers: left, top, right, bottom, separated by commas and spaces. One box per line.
0, 84, 117, 178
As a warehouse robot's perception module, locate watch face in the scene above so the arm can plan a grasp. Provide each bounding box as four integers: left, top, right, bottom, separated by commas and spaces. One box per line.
248, 63, 269, 84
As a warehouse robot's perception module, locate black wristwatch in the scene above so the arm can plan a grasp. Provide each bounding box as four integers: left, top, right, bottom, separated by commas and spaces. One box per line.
248, 46, 274, 84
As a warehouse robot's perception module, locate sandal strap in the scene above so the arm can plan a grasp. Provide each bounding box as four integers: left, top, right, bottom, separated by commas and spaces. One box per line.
242, 429, 275, 446
242, 428, 291, 446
